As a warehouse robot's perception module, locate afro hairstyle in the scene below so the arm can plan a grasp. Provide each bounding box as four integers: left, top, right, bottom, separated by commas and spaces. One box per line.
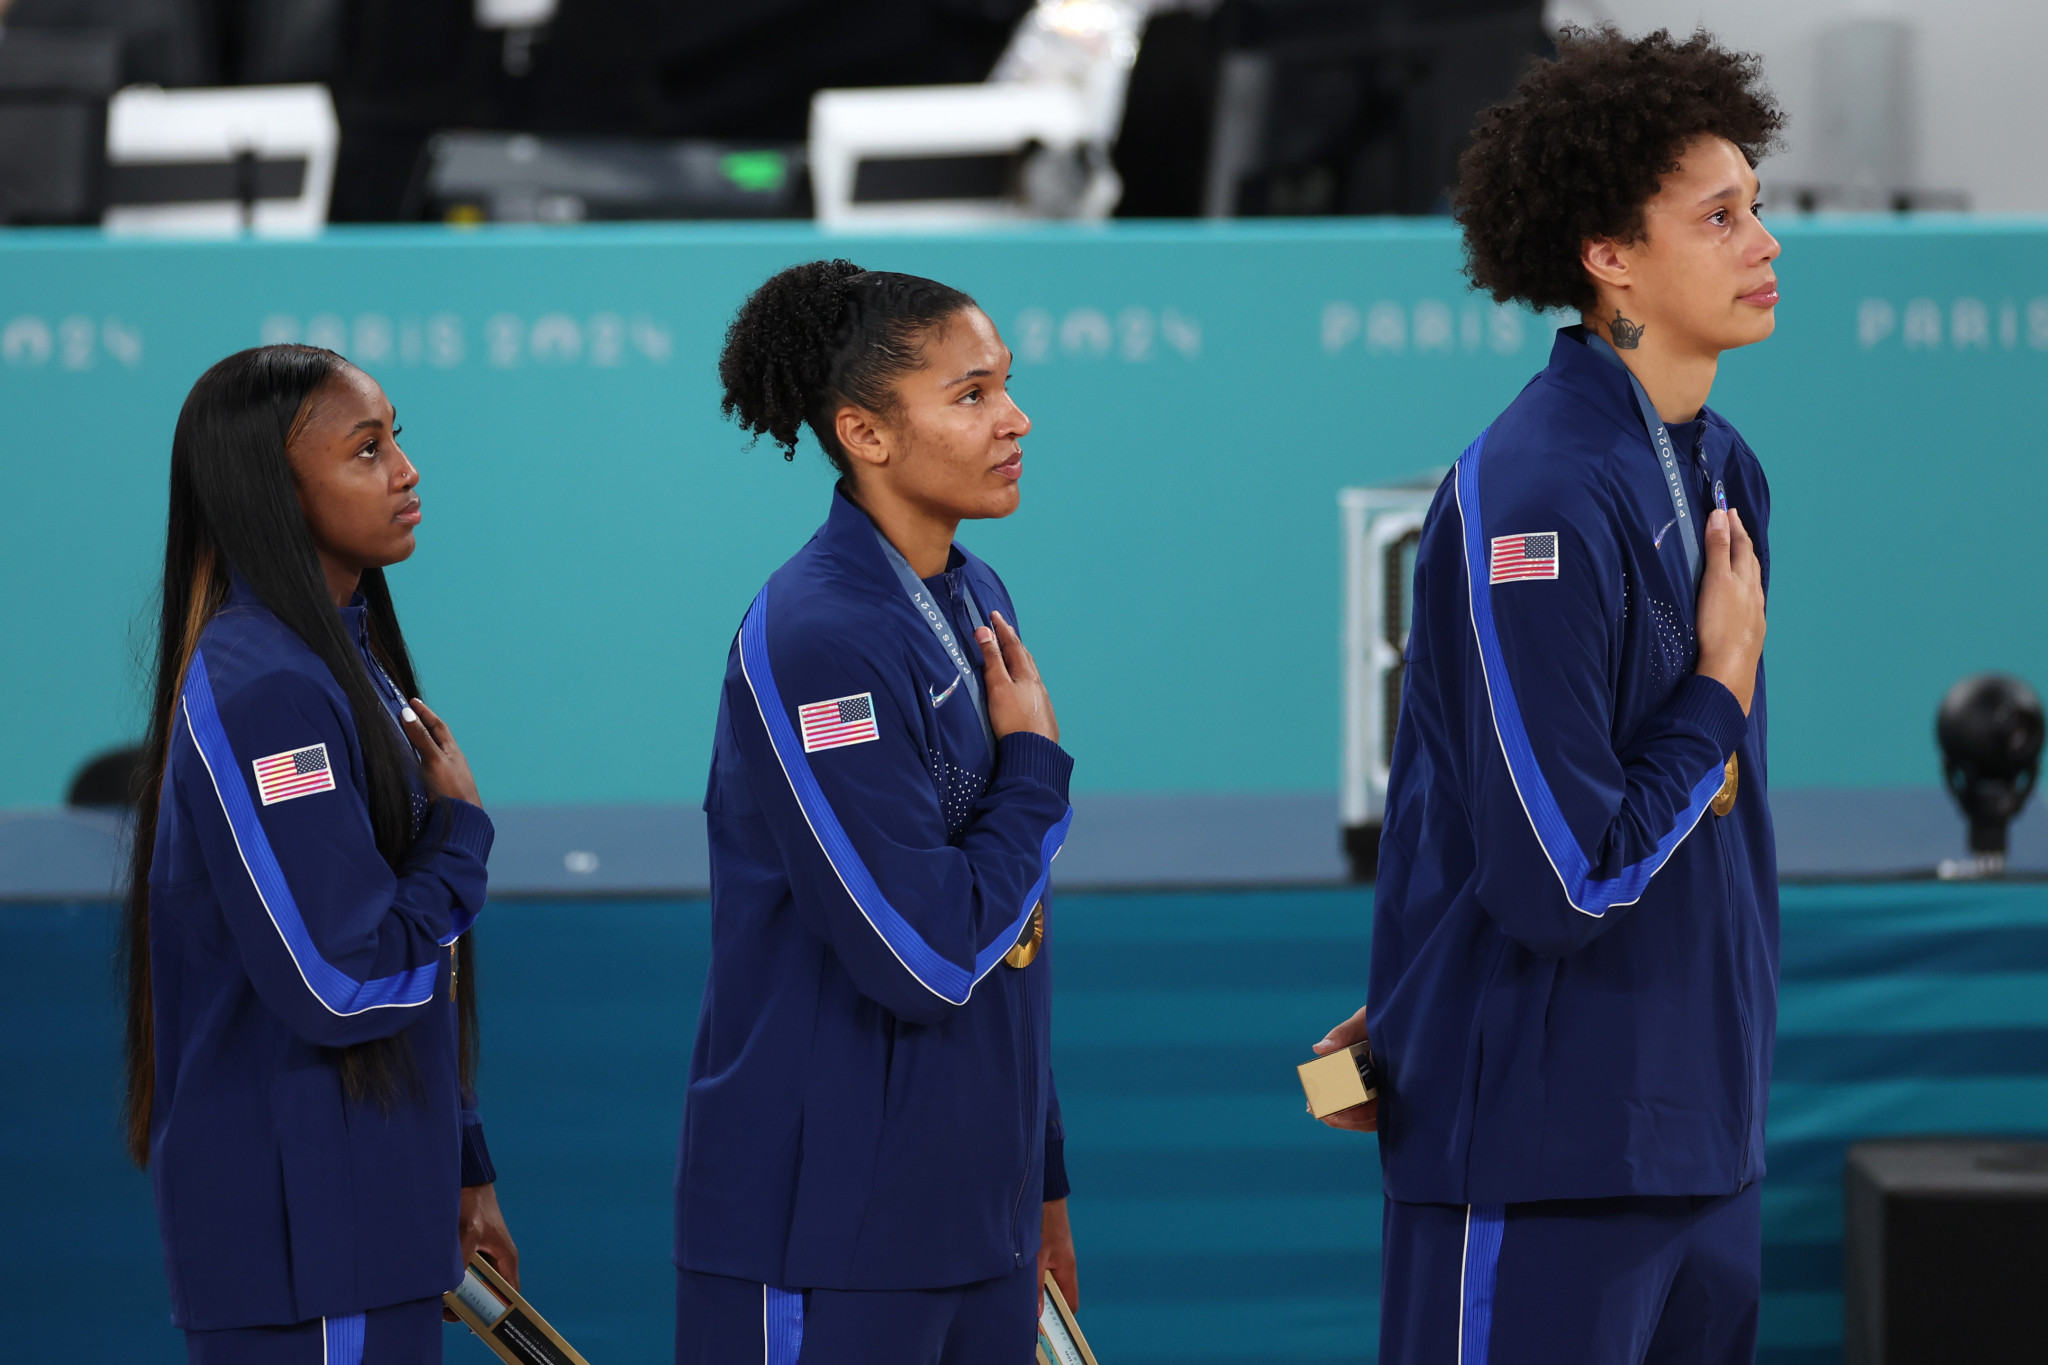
1453, 26, 1785, 316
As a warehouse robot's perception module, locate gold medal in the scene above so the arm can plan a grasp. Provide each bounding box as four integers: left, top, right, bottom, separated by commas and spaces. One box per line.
1004, 903, 1044, 969
1711, 754, 1739, 817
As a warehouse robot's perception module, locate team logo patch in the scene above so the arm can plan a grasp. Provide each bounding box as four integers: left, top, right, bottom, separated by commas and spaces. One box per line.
252, 743, 335, 805
1489, 532, 1559, 584
799, 692, 879, 752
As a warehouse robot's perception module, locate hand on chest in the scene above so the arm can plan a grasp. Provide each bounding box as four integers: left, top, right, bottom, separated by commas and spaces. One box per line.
905, 626, 994, 837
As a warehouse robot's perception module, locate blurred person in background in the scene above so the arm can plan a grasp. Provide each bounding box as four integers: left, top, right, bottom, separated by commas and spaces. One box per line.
673, 261, 1075, 1364
122, 346, 514, 1364
1314, 29, 1783, 1365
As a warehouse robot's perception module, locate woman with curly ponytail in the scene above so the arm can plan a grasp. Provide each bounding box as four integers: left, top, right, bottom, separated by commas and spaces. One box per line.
673, 262, 1080, 1363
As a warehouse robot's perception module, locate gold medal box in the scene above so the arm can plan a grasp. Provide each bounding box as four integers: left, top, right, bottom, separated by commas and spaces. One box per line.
446, 1257, 590, 1365
1039, 1274, 1102, 1365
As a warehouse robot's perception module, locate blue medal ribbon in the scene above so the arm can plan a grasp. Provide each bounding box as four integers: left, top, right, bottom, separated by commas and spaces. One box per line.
1587, 331, 1743, 815
1586, 332, 1704, 592
873, 527, 997, 753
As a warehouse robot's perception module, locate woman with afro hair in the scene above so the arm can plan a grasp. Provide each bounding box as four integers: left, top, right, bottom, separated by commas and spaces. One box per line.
670, 261, 1079, 1363
1313, 26, 1783, 1365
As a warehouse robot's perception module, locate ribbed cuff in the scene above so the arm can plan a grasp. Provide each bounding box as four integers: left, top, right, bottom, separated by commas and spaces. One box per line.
437, 799, 495, 864
1671, 673, 1748, 756
998, 732, 1074, 802
461, 1112, 497, 1188
1042, 1135, 1071, 1203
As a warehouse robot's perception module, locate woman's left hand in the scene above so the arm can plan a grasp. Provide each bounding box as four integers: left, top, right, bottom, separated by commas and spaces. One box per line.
401, 697, 483, 808
444, 1184, 520, 1321
1038, 1198, 1078, 1314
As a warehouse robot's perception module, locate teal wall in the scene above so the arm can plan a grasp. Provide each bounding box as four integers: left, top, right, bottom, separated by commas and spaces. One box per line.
4, 218, 2046, 806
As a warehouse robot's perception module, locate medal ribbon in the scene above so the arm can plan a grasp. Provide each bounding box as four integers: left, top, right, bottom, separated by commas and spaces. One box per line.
1586, 332, 1704, 592
1586, 331, 1741, 814
874, 528, 997, 754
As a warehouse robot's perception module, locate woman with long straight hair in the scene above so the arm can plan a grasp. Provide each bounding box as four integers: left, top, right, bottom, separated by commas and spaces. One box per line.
672, 262, 1079, 1363
123, 345, 517, 1364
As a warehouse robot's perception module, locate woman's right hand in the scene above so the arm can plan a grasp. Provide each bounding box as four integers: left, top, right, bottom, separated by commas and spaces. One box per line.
1311, 1004, 1378, 1133
1694, 507, 1766, 715
400, 697, 483, 807
975, 611, 1059, 743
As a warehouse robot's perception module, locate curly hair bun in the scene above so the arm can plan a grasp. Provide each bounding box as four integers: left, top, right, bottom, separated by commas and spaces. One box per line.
718, 259, 865, 461
716, 260, 977, 471
1453, 26, 1785, 315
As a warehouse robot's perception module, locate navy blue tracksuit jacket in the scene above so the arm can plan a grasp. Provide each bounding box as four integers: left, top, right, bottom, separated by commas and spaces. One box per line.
1369, 327, 1778, 1205
148, 577, 495, 1329
675, 487, 1074, 1291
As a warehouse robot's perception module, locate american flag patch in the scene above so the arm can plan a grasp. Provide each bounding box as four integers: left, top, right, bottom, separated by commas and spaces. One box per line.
799, 693, 879, 753
1489, 532, 1560, 584
252, 743, 336, 805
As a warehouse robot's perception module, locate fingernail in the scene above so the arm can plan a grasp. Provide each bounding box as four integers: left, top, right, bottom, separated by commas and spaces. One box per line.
401, 707, 419, 723
976, 628, 992, 643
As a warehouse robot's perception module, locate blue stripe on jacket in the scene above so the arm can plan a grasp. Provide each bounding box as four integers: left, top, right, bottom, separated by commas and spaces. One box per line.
736, 580, 1069, 1004
1453, 431, 1727, 918
181, 648, 441, 1015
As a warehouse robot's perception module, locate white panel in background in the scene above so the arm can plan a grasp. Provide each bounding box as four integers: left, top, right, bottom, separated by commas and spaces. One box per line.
809, 82, 1109, 227
103, 84, 338, 238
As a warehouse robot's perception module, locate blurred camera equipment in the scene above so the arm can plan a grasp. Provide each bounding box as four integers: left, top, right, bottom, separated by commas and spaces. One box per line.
1935, 673, 2044, 880
0, 26, 118, 224
475, 0, 557, 79
419, 132, 808, 223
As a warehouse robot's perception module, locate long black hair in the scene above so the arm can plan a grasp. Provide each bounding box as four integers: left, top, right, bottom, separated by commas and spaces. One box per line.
717, 259, 977, 472
122, 345, 479, 1166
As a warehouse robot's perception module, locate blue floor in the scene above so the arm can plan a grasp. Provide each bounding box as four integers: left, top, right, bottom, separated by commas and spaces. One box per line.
8, 884, 2048, 1362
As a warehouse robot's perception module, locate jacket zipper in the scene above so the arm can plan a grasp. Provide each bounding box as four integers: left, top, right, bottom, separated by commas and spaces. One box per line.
1009, 967, 1037, 1265
1719, 822, 1756, 1183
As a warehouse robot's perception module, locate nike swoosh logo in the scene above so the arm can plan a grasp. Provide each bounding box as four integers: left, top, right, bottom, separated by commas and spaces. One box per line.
929, 676, 962, 708
1653, 517, 1679, 548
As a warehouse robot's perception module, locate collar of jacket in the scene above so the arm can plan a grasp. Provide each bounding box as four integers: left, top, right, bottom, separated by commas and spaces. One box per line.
1544, 324, 1644, 425
818, 479, 967, 591
1545, 322, 1730, 442
224, 569, 372, 642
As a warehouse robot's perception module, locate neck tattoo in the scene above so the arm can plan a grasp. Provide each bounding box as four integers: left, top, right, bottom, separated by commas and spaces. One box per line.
1608, 310, 1645, 349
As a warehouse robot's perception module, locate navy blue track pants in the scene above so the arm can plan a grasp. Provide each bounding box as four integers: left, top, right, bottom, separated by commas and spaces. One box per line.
1379, 1186, 1761, 1365
675, 1264, 1039, 1365
183, 1298, 443, 1365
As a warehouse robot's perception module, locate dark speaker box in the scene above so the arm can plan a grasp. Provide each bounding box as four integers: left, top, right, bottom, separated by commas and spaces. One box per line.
1843, 1138, 2048, 1364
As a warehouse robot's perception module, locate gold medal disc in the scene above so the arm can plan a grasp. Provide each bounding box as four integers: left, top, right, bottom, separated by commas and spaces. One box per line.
1004, 903, 1044, 969
1711, 754, 1739, 817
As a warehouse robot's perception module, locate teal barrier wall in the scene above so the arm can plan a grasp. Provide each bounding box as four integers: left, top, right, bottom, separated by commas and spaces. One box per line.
5, 219, 2047, 806
13, 883, 2048, 1363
